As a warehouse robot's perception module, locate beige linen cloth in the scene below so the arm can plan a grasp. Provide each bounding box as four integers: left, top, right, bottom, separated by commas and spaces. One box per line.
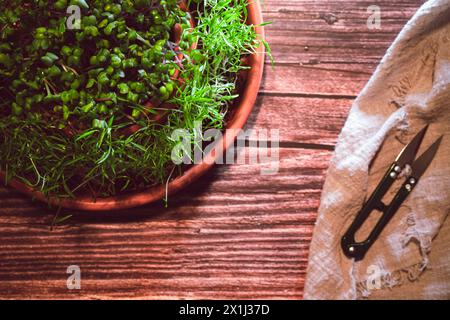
304, 0, 450, 299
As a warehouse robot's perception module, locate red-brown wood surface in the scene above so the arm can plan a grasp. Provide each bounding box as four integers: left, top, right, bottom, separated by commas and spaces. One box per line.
0, 0, 424, 299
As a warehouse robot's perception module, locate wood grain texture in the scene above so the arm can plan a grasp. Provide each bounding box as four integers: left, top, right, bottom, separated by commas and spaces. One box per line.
0, 0, 423, 299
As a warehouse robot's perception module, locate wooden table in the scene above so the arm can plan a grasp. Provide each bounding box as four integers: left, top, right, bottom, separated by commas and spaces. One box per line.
0, 0, 424, 299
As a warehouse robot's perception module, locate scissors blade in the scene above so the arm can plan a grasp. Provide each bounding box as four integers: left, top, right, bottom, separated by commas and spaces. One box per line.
411, 136, 443, 179
395, 125, 429, 167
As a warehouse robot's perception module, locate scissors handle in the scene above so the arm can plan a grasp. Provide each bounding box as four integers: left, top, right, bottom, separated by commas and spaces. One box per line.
341, 163, 416, 261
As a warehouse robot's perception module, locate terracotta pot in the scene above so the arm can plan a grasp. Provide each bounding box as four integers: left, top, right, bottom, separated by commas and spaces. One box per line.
0, 1, 266, 211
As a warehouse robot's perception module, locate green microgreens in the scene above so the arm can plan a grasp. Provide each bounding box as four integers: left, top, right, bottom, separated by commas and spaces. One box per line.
0, 0, 270, 200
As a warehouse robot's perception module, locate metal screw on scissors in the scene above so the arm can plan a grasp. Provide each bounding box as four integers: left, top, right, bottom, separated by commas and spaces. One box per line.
341, 125, 443, 261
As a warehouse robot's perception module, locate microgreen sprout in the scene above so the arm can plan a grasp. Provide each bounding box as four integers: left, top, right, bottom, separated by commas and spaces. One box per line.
0, 0, 270, 200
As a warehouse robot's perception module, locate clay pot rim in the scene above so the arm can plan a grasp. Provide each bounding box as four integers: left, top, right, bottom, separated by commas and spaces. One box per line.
0, 0, 266, 212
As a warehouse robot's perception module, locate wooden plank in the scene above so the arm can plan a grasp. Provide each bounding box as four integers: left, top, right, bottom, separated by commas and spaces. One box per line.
247, 95, 352, 146
0, 147, 331, 299
261, 63, 371, 97
0, 0, 425, 300
260, 0, 424, 95
263, 0, 423, 63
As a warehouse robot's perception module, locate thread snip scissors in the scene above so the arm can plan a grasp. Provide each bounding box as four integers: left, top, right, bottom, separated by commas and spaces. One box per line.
341, 125, 443, 261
